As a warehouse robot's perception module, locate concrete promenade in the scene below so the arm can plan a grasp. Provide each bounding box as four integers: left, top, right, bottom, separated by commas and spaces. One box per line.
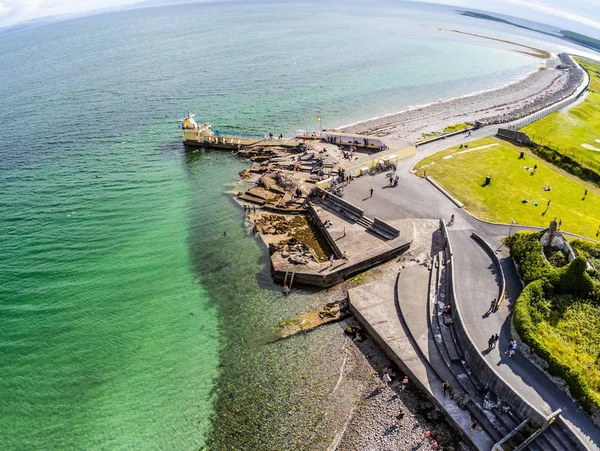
343, 128, 600, 450
348, 220, 496, 450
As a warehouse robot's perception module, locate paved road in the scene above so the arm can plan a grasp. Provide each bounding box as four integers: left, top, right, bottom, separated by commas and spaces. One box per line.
342, 131, 600, 449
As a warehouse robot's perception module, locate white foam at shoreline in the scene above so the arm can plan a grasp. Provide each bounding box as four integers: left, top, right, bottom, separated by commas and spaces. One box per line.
336, 66, 543, 130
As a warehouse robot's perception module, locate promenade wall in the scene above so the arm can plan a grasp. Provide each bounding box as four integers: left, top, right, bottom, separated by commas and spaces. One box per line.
504, 55, 590, 131
440, 220, 547, 426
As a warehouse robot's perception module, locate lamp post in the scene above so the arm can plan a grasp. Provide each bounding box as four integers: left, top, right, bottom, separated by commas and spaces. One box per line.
509, 218, 517, 237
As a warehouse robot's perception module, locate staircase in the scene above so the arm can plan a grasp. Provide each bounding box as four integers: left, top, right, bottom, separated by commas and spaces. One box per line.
429, 253, 585, 451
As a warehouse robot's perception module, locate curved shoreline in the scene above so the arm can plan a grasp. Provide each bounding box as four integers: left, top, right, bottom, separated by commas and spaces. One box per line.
341, 53, 584, 143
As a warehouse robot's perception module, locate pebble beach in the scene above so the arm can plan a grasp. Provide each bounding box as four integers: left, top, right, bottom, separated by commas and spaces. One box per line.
342, 54, 584, 142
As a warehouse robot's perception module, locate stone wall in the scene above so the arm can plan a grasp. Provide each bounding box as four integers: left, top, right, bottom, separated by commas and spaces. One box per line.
497, 129, 534, 146
540, 221, 577, 262
305, 202, 343, 259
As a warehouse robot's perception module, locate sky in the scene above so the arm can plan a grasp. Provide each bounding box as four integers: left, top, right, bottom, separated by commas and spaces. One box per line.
0, 0, 599, 38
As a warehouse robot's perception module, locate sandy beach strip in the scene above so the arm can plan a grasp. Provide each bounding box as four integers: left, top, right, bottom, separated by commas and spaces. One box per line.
342, 53, 584, 143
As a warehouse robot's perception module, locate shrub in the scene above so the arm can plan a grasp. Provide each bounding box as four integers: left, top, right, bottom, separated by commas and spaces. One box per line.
510, 232, 600, 412
544, 246, 568, 268
505, 232, 550, 283
530, 145, 600, 186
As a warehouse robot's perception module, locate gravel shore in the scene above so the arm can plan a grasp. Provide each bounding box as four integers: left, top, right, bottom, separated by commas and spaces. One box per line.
342, 54, 584, 143
330, 320, 465, 451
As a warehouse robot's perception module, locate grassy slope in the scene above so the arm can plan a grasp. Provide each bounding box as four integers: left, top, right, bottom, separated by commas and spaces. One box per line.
539, 298, 600, 405
577, 57, 600, 93
520, 58, 600, 167
415, 137, 600, 238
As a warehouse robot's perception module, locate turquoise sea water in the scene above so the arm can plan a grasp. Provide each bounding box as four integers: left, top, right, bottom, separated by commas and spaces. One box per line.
0, 1, 572, 449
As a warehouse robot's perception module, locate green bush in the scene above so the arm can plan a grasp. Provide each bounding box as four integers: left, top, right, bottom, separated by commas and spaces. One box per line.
509, 232, 600, 413
505, 232, 550, 283
544, 246, 568, 268
513, 282, 598, 413
530, 145, 600, 185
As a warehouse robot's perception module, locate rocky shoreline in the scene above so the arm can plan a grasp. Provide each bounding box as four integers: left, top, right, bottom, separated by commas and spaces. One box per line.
342, 53, 584, 143
226, 52, 587, 451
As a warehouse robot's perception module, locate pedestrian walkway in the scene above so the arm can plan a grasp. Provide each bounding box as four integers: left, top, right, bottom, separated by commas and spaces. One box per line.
341, 137, 600, 450
450, 231, 600, 449
349, 267, 495, 450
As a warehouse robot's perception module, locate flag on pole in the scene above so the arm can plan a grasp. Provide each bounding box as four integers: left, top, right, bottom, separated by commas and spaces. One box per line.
316, 116, 321, 121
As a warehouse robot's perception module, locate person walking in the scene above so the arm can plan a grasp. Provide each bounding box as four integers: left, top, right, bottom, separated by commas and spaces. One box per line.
505, 340, 517, 358
487, 298, 498, 314
488, 335, 495, 350
342, 227, 347, 238
369, 187, 374, 198
449, 214, 455, 226
396, 409, 405, 426
382, 372, 392, 387
558, 219, 562, 230
547, 200, 551, 208
329, 254, 334, 267
423, 428, 431, 442
402, 375, 409, 392
442, 381, 450, 397
494, 333, 499, 347
470, 417, 478, 434
584, 188, 588, 200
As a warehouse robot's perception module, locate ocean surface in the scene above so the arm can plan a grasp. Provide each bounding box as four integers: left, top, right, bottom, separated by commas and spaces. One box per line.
0, 1, 595, 449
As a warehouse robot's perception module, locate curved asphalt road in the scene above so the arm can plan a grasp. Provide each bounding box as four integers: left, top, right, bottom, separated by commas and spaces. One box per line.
342, 130, 600, 449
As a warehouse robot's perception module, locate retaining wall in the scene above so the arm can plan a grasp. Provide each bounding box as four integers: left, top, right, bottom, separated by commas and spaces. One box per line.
314, 187, 364, 218
440, 220, 547, 426
305, 202, 343, 259
273, 241, 410, 288
504, 56, 589, 131
372, 217, 400, 238
471, 233, 506, 303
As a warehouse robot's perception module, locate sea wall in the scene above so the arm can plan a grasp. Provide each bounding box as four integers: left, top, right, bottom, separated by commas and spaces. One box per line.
305, 202, 343, 259
272, 241, 410, 287
502, 54, 589, 131
440, 220, 547, 426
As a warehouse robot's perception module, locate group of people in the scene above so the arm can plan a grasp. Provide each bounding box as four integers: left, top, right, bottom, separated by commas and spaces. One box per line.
487, 333, 499, 350
341, 148, 355, 159
264, 132, 283, 140
388, 175, 400, 187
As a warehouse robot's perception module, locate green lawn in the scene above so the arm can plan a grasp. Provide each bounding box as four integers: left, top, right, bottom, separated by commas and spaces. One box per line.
520, 58, 600, 170
415, 137, 600, 238
577, 57, 600, 93
536, 297, 600, 407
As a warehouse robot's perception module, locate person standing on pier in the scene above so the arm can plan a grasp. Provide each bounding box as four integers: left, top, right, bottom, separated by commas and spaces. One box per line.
442, 381, 450, 397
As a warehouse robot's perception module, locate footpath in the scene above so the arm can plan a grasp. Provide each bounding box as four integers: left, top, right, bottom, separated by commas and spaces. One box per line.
342, 133, 600, 450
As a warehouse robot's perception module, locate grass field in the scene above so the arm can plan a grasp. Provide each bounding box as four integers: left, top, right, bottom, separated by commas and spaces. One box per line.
520, 57, 600, 170
577, 57, 600, 93
536, 296, 600, 407
415, 137, 600, 238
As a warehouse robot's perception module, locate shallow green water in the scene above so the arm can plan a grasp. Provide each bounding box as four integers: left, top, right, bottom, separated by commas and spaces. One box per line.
0, 1, 551, 449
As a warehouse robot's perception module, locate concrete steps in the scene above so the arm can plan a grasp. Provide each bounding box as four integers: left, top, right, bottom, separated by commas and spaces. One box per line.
428, 254, 543, 450
356, 216, 373, 228
397, 262, 500, 447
